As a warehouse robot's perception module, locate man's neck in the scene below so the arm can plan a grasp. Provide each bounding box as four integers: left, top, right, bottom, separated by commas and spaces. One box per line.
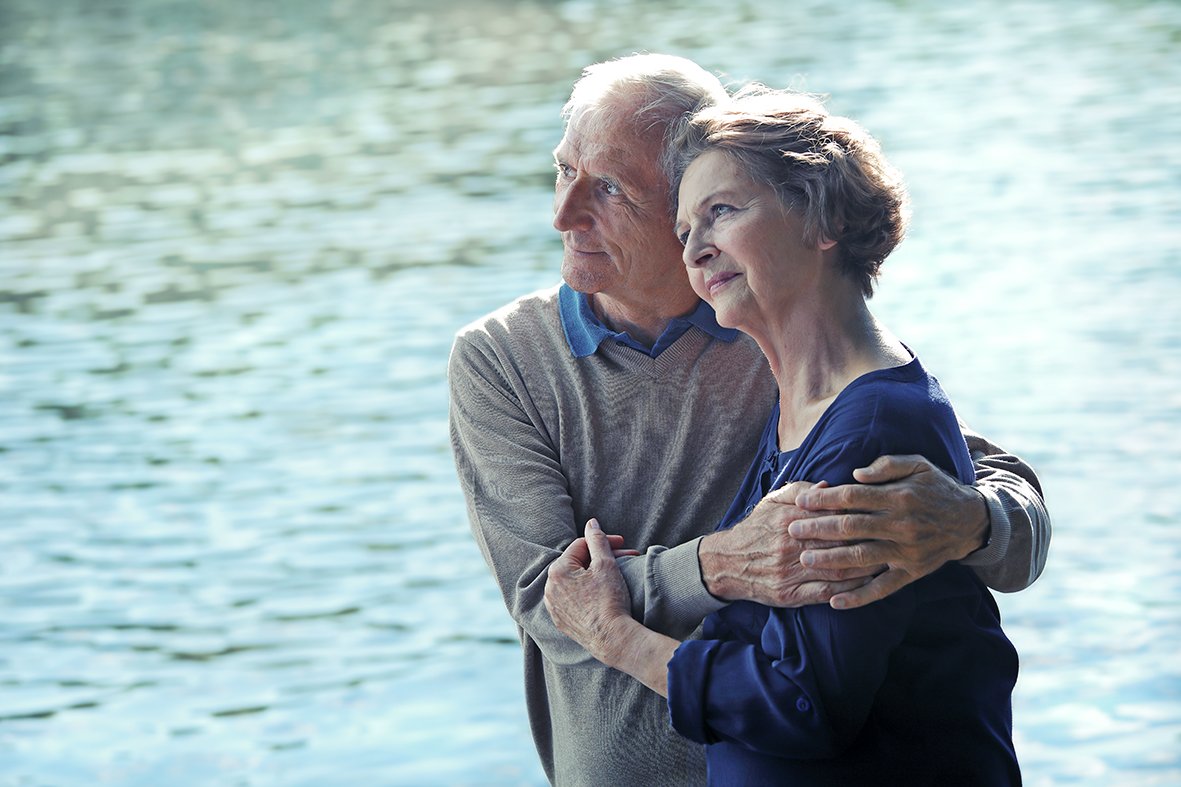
590, 289, 699, 346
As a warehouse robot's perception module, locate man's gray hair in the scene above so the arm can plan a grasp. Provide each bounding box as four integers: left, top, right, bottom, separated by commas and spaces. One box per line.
561, 53, 728, 138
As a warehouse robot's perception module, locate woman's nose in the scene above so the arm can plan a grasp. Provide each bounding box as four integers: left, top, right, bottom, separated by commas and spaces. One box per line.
683, 232, 715, 268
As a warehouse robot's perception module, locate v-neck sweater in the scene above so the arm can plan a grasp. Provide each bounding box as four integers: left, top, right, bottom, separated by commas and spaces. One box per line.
449, 284, 776, 785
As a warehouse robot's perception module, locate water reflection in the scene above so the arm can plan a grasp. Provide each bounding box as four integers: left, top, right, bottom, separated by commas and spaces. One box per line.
2, 0, 1179, 784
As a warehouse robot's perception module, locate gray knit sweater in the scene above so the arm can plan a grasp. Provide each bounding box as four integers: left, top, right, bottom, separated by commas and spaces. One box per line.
448, 284, 1049, 785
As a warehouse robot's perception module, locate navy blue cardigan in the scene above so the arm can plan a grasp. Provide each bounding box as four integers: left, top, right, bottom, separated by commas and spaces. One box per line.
667, 355, 1021, 786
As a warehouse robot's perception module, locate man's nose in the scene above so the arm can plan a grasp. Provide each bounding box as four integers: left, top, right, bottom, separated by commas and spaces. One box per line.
553, 179, 592, 232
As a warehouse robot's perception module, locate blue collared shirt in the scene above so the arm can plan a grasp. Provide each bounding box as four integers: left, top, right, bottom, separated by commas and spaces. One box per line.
558, 283, 738, 358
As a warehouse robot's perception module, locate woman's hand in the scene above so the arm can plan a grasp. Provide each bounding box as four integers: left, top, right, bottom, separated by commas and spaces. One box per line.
544, 519, 634, 664
545, 519, 681, 697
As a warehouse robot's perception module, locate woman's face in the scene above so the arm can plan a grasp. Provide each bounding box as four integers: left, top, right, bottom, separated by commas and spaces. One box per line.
675, 149, 828, 336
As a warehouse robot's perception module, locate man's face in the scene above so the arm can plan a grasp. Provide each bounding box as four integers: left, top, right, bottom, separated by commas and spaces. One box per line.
551, 109, 687, 301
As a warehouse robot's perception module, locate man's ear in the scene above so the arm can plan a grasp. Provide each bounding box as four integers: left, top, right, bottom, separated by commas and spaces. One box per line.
817, 237, 837, 251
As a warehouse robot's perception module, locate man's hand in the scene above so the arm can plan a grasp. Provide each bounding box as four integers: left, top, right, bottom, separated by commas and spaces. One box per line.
698, 481, 879, 607
790, 455, 990, 609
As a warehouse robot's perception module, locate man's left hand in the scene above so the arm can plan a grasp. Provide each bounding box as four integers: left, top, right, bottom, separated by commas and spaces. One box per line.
788, 455, 990, 610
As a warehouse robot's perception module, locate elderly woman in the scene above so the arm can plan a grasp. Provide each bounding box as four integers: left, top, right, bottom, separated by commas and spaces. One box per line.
544, 87, 1021, 785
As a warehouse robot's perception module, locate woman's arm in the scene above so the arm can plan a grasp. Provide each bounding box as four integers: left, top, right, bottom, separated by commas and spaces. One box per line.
545, 520, 916, 756
544, 520, 679, 696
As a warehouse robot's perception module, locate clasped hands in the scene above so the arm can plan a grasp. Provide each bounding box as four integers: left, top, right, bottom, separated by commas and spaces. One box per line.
543, 518, 639, 666
545, 455, 990, 655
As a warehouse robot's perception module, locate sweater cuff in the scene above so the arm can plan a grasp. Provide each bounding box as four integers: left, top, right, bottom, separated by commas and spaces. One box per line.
961, 485, 1012, 567
654, 536, 729, 624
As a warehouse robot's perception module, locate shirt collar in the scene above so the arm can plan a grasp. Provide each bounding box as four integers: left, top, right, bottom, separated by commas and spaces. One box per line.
558, 283, 738, 358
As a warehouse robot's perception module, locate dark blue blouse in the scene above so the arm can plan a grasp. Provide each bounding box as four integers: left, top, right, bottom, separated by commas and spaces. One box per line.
667, 355, 1021, 785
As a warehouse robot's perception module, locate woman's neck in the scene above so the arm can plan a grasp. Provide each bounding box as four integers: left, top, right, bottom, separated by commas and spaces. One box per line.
752, 292, 909, 451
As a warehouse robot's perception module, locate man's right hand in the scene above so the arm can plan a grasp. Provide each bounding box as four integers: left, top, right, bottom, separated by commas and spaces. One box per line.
697, 481, 880, 607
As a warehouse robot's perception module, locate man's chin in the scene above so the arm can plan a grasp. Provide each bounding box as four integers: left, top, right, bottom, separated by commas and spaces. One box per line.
561, 260, 612, 295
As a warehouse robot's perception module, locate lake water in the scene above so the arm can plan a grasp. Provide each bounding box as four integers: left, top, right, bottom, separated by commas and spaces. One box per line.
1, 0, 1179, 784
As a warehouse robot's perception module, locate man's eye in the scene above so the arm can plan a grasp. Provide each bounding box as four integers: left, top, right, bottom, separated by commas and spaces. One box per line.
602, 181, 622, 196
676, 230, 689, 246
711, 204, 734, 217
555, 163, 574, 179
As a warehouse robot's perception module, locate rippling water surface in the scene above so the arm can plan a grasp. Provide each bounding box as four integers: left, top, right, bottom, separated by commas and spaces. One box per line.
2, 0, 1179, 784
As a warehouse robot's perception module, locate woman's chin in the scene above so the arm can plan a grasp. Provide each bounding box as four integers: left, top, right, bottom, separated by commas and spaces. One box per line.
712, 305, 741, 330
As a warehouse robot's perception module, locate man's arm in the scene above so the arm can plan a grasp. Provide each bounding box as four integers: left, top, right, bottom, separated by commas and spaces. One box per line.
695, 482, 878, 607
782, 428, 1050, 608
449, 328, 783, 655
960, 426, 1051, 591
449, 332, 618, 664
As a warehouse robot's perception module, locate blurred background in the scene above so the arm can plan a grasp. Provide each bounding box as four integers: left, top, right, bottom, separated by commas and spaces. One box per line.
1, 0, 1178, 784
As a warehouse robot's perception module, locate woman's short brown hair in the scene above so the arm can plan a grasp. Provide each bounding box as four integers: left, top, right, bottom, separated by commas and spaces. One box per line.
666, 86, 910, 297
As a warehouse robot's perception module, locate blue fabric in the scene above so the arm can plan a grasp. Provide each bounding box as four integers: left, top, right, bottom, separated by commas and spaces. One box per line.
667, 355, 1021, 786
557, 283, 738, 358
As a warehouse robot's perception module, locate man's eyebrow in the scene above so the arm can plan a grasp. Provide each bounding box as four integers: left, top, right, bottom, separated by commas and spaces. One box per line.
551, 145, 640, 191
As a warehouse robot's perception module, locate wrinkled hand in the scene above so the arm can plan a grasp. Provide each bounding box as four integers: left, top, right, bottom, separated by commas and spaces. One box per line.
790, 455, 990, 609
698, 481, 879, 608
544, 519, 635, 664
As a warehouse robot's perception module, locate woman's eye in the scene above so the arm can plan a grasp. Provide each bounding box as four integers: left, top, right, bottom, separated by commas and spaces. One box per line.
676, 230, 689, 246
711, 204, 734, 217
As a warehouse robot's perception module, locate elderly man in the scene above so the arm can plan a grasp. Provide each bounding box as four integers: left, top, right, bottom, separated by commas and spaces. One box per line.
448, 54, 1049, 786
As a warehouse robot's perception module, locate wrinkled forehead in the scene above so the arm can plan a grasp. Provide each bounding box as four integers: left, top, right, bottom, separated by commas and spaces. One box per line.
556, 105, 667, 181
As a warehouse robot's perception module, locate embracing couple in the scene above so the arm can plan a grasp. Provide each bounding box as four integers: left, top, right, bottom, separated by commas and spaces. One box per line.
449, 54, 1049, 786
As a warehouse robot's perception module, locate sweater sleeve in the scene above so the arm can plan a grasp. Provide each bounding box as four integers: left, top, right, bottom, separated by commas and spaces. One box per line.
960, 425, 1051, 592
448, 329, 723, 666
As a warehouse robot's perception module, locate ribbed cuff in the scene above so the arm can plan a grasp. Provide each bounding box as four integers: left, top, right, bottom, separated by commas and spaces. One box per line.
656, 536, 728, 624
961, 485, 1011, 567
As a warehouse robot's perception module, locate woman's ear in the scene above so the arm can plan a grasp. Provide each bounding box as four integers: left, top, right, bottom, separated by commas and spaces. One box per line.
817, 237, 837, 251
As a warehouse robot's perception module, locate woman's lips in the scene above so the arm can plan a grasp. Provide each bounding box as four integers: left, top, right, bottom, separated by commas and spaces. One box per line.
706, 271, 740, 296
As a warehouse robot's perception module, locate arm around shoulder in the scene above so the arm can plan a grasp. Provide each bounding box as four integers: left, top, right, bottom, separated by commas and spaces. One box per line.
962, 426, 1051, 592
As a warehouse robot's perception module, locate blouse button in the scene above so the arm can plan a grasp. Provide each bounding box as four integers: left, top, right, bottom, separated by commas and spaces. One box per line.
796, 697, 811, 712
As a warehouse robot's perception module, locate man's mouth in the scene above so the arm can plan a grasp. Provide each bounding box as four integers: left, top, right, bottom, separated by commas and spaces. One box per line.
565, 237, 604, 256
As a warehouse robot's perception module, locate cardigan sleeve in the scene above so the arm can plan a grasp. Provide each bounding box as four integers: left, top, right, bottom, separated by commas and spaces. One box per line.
961, 425, 1051, 592
669, 590, 914, 757
448, 329, 724, 666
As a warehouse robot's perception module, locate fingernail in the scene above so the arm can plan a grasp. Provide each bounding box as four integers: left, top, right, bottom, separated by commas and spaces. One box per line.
587, 519, 600, 531
787, 522, 803, 538
800, 551, 814, 567
831, 596, 846, 610
796, 493, 812, 508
